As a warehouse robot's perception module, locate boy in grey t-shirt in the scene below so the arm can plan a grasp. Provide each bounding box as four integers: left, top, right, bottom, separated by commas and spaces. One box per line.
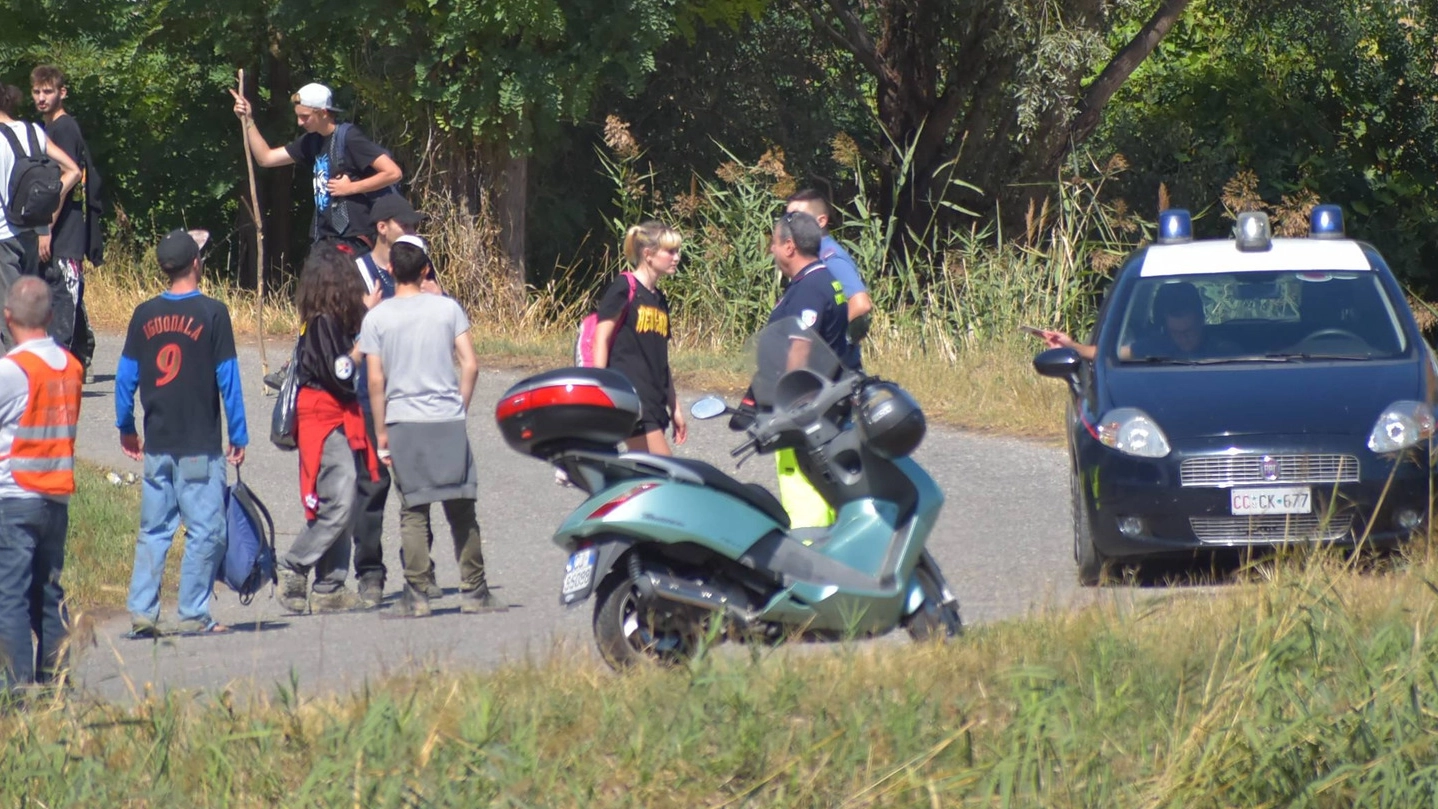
358, 242, 502, 616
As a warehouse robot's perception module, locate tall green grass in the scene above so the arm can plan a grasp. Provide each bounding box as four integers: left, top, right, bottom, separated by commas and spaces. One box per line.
11, 547, 1438, 804
66, 461, 168, 616
587, 132, 1146, 356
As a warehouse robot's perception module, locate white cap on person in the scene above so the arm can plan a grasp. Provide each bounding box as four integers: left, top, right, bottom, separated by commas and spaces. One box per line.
293, 83, 342, 112
394, 234, 429, 253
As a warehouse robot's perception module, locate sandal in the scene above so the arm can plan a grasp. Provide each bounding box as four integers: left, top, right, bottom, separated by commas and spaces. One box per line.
174, 619, 231, 636
127, 617, 163, 640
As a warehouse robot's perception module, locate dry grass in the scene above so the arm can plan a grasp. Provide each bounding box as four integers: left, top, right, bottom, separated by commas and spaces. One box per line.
85, 259, 1066, 437
85, 252, 301, 339
463, 325, 1067, 438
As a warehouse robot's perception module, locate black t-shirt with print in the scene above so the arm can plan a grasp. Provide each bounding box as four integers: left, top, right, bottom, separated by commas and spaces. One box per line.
297, 313, 359, 402
285, 125, 388, 241
43, 115, 88, 260
769, 261, 851, 366
121, 293, 238, 456
598, 274, 672, 428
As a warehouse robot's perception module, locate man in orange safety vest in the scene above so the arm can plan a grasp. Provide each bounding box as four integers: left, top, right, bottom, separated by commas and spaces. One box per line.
0, 276, 81, 693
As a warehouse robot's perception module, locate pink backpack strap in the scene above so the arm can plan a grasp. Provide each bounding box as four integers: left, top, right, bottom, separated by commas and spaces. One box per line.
617, 271, 638, 326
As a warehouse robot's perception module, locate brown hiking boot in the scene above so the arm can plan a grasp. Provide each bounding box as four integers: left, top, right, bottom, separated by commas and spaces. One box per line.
279, 569, 309, 614
459, 588, 508, 614
311, 587, 360, 613
357, 577, 384, 609
393, 583, 431, 618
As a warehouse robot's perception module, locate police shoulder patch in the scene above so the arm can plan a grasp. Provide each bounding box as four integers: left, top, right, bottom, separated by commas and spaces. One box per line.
800, 309, 819, 328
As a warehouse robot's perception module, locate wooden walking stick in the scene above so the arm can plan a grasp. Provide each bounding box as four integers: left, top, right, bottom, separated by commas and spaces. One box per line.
236, 68, 270, 386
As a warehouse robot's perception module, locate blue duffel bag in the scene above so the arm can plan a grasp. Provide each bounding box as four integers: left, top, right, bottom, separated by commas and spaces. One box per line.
219, 468, 278, 605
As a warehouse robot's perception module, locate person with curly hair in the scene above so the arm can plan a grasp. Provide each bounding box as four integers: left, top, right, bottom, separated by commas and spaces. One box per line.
277, 244, 380, 613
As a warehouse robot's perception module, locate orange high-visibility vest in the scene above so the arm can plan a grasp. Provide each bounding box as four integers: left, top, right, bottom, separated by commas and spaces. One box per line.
4, 349, 82, 495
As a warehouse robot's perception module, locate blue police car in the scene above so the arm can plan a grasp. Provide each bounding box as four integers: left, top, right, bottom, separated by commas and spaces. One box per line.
1035, 206, 1436, 584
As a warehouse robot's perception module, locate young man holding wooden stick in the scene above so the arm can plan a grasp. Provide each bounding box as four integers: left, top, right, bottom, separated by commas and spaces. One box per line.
229, 83, 401, 255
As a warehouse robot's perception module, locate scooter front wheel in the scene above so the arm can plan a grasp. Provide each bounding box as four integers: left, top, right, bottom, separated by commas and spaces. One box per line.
906, 564, 964, 642
593, 569, 702, 670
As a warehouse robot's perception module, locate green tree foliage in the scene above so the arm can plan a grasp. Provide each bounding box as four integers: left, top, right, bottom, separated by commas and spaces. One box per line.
795, 0, 1190, 235
0, 0, 259, 253
0, 0, 762, 280
1099, 0, 1438, 285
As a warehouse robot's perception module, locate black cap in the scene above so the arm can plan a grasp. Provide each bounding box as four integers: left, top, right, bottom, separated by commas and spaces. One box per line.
369, 195, 424, 227
156, 229, 209, 272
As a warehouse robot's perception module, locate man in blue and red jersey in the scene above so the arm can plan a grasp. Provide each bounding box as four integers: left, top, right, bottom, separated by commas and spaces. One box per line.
114, 229, 247, 637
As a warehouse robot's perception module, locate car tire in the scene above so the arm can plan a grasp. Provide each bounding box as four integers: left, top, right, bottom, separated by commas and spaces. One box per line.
1072, 472, 1109, 586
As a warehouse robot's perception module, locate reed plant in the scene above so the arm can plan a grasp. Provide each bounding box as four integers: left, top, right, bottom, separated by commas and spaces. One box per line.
584, 124, 1148, 357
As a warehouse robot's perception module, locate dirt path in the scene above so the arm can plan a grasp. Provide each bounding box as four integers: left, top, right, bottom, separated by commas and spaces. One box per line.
71, 333, 1078, 701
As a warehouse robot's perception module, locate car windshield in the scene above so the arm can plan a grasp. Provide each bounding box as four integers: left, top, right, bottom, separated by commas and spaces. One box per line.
1112, 270, 1409, 363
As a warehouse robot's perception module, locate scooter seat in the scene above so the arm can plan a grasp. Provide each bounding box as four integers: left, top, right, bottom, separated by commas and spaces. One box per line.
619, 453, 791, 529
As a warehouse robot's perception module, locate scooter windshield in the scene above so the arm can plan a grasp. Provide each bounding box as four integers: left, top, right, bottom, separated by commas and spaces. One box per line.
750, 316, 848, 409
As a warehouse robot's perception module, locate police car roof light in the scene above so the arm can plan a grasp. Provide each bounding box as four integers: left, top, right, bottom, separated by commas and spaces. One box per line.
1156, 209, 1193, 245
1235, 211, 1272, 252
1310, 204, 1345, 239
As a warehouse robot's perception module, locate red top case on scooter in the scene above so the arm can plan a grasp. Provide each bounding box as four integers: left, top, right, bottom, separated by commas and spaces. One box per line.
496, 368, 642, 458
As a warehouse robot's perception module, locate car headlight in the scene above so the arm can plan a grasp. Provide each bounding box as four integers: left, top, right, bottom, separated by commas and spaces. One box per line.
1096, 407, 1171, 458
1367, 401, 1436, 453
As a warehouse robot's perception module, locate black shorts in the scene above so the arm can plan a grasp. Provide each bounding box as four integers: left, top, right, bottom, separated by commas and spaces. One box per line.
630, 412, 670, 437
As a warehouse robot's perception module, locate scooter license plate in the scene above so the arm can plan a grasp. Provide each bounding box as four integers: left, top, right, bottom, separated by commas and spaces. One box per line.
561, 548, 598, 601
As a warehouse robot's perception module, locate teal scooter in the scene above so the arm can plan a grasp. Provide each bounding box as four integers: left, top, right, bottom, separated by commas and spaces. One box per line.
496, 317, 962, 669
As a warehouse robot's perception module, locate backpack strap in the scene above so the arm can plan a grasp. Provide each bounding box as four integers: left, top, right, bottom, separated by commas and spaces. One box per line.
24, 123, 41, 160
235, 482, 276, 549
328, 122, 351, 177
0, 125, 20, 158
0, 125, 30, 204
325, 123, 355, 235
616, 271, 638, 328
0, 123, 36, 160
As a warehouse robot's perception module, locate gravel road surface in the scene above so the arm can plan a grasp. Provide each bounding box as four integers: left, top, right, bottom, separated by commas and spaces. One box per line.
71, 333, 1079, 701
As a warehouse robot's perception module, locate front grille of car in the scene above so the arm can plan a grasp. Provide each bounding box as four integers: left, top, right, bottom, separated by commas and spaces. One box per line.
1189, 515, 1352, 544
1180, 454, 1360, 487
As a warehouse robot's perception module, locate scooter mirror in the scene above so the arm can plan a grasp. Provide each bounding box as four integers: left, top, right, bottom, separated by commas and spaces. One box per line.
690, 396, 728, 420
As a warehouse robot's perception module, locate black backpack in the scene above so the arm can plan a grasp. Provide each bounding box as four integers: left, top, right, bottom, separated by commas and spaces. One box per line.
0, 123, 63, 228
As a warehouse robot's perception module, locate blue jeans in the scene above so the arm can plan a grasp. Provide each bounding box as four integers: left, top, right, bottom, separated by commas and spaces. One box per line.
0, 497, 68, 690
127, 453, 226, 625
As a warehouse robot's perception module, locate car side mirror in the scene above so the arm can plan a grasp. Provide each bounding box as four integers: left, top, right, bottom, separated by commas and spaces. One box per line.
1034, 347, 1083, 393
690, 396, 729, 420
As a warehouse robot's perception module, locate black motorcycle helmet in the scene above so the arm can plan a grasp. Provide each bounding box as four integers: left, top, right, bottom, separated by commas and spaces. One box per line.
855, 381, 926, 458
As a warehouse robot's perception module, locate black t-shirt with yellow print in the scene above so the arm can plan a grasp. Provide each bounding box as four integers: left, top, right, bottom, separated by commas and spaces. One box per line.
598, 273, 673, 430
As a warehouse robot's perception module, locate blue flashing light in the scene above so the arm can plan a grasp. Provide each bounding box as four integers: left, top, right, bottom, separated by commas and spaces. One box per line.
1310, 204, 1345, 239
1156, 209, 1193, 245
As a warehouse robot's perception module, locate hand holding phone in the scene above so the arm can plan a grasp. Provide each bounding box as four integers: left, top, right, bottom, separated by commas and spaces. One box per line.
1019, 325, 1048, 338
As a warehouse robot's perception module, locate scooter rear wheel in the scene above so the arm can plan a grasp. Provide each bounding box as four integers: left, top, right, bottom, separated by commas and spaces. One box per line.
593, 570, 701, 669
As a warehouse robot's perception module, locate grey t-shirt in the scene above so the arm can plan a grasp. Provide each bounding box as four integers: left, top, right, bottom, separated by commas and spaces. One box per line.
358, 293, 470, 423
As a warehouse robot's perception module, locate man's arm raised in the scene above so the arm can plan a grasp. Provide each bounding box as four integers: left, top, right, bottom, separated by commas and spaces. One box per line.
229, 90, 295, 168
